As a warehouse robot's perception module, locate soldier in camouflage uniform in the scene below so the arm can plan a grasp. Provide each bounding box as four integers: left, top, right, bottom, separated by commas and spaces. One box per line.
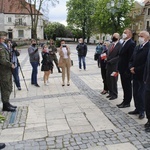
49, 39, 62, 73
0, 31, 17, 112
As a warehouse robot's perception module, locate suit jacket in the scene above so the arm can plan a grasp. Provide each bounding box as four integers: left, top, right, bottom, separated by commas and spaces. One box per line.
118, 38, 136, 74
58, 46, 71, 68
143, 45, 150, 84
130, 42, 150, 81
106, 41, 122, 72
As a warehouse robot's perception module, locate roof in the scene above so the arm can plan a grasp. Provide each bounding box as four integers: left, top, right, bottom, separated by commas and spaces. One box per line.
0, 0, 42, 15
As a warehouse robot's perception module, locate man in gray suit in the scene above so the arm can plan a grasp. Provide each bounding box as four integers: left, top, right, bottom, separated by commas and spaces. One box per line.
106, 33, 122, 100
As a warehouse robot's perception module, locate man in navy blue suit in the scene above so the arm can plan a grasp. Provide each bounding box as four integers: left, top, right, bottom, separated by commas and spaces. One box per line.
129, 31, 150, 119
117, 28, 136, 108
143, 41, 150, 132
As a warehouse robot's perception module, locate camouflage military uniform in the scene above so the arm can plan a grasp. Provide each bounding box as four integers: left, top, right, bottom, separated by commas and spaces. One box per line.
0, 43, 12, 103
49, 44, 61, 73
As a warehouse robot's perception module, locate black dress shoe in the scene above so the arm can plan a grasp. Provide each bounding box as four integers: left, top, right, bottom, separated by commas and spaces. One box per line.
139, 113, 145, 119
35, 84, 40, 87
116, 102, 124, 107
117, 103, 130, 108
0, 143, 5, 149
106, 95, 111, 98
145, 127, 150, 132
2, 106, 16, 112
145, 121, 150, 128
128, 110, 139, 115
8, 103, 17, 109
109, 97, 117, 100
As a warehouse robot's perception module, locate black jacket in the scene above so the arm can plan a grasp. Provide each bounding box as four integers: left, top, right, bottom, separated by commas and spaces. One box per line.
106, 42, 122, 72
76, 43, 87, 56
130, 42, 150, 81
118, 39, 136, 74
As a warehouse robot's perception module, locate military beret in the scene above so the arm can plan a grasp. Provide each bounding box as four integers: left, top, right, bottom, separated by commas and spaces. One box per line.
0, 31, 7, 36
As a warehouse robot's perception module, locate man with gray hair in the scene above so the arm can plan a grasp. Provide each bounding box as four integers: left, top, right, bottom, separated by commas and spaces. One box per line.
129, 30, 150, 119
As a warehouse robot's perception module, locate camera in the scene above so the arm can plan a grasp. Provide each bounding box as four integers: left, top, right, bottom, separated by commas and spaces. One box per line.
62, 44, 66, 47
12, 42, 18, 49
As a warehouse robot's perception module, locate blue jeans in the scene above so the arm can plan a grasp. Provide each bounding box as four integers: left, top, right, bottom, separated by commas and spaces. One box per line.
12, 66, 21, 88
30, 62, 39, 84
78, 56, 86, 70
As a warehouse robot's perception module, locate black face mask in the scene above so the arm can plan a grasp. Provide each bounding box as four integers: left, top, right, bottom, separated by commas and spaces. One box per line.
32, 43, 36, 47
112, 37, 118, 42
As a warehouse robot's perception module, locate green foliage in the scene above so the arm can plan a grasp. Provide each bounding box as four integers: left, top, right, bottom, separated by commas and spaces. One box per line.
66, 0, 96, 40
93, 0, 134, 34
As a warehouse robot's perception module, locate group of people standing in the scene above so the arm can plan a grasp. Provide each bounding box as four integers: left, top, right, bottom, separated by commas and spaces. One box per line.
95, 28, 150, 132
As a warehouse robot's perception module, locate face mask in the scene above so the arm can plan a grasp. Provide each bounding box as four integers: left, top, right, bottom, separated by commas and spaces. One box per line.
122, 33, 127, 39
32, 43, 36, 47
112, 37, 118, 42
138, 37, 145, 45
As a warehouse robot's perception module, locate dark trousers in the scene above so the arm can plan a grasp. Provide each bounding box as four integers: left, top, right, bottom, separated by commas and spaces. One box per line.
133, 79, 145, 113
120, 73, 132, 104
12, 66, 21, 88
145, 84, 150, 120
51, 54, 61, 72
106, 69, 118, 97
101, 66, 108, 91
78, 56, 86, 70
30, 62, 38, 84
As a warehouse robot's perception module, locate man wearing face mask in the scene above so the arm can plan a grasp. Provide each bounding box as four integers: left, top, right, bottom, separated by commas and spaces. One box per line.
28, 39, 40, 87
117, 28, 136, 108
128, 31, 150, 119
106, 33, 122, 100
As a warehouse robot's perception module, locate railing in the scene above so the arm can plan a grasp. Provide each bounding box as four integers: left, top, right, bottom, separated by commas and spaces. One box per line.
14, 22, 27, 26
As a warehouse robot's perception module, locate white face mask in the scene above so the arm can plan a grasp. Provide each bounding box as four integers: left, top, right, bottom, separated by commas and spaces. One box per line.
138, 37, 145, 45
122, 33, 127, 39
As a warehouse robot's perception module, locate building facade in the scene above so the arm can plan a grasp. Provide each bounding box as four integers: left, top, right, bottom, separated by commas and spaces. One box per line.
0, 0, 44, 40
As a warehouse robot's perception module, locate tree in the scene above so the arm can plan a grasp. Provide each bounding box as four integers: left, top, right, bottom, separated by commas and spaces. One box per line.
66, 0, 96, 42
9, 0, 58, 39
93, 0, 134, 35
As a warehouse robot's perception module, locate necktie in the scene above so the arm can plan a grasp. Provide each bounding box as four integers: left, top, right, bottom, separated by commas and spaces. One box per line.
110, 43, 115, 53
122, 41, 125, 47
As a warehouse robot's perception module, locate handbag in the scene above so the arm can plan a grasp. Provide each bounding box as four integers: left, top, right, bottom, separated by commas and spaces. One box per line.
71, 60, 73, 66
94, 53, 99, 61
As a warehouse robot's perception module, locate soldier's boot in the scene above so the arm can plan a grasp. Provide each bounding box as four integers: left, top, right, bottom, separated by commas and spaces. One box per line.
58, 67, 62, 73
8, 102, 17, 109
2, 102, 16, 112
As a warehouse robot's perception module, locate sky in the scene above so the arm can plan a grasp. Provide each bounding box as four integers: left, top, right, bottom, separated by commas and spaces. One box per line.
48, 0, 144, 26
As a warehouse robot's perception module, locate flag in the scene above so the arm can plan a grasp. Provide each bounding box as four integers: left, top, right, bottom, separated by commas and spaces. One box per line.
111, 72, 118, 77
101, 53, 107, 60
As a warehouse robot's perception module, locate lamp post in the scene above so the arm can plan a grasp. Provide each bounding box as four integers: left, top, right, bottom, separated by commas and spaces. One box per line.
106, 0, 124, 33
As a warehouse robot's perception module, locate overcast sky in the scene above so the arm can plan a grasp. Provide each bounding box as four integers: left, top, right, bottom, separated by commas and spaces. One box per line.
48, 0, 144, 26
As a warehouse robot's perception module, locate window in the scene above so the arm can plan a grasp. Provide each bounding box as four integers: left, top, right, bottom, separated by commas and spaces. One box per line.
18, 30, 24, 38
8, 17, 12, 22
148, 8, 150, 15
147, 21, 149, 29
18, 18, 23, 25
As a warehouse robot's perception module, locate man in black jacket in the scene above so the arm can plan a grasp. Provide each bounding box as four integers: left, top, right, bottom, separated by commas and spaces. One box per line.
106, 33, 122, 100
76, 38, 87, 70
117, 28, 136, 108
128, 31, 150, 119
143, 40, 150, 132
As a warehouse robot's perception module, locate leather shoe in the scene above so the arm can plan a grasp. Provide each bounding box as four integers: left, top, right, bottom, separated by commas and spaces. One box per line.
106, 95, 111, 98
145, 127, 150, 132
145, 121, 150, 128
2, 106, 16, 112
109, 97, 117, 100
0, 143, 5, 149
139, 113, 145, 119
34, 84, 40, 87
8, 103, 17, 109
117, 103, 130, 108
128, 110, 139, 115
116, 102, 124, 107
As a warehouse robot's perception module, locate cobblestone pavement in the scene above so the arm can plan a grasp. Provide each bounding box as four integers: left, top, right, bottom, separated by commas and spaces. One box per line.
0, 44, 150, 150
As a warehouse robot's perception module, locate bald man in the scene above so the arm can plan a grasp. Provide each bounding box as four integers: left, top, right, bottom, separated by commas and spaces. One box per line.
128, 31, 150, 119
106, 33, 122, 100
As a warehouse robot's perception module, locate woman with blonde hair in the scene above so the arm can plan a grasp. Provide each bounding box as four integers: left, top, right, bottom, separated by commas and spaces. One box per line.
41, 44, 53, 85
58, 39, 71, 86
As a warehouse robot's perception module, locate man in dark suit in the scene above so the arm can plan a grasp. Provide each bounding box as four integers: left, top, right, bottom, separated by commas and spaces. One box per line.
128, 31, 150, 119
117, 28, 136, 108
143, 40, 150, 132
106, 33, 122, 100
